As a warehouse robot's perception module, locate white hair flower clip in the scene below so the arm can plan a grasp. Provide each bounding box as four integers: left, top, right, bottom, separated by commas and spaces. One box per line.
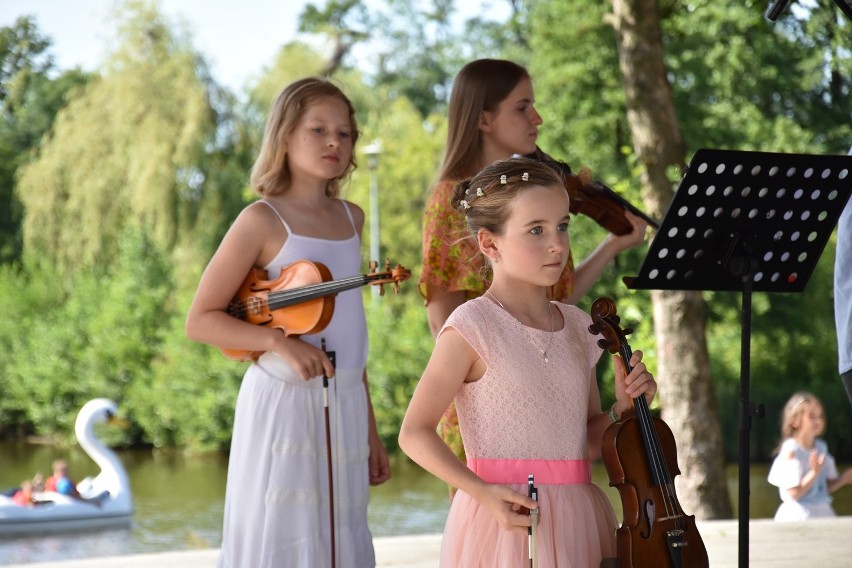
460, 199, 471, 210
522, 172, 529, 181
500, 175, 507, 184
476, 187, 484, 197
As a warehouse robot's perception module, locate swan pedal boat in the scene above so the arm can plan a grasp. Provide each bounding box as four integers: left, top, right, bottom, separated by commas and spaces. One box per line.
0, 399, 134, 536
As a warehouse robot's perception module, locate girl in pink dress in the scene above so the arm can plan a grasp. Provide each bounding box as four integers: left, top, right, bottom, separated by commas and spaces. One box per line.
419, 58, 649, 485
400, 156, 658, 567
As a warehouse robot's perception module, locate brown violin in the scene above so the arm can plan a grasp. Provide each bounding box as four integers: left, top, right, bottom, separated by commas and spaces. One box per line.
589, 297, 708, 568
528, 151, 660, 236
221, 259, 411, 361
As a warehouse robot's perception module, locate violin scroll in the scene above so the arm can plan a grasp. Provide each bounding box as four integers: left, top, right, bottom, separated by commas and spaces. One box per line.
588, 297, 634, 357
367, 260, 412, 295
529, 152, 660, 236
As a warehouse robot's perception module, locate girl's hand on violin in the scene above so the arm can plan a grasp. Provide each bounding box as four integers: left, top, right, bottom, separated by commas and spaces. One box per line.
613, 349, 657, 413
272, 335, 335, 381
610, 210, 648, 252
475, 484, 538, 536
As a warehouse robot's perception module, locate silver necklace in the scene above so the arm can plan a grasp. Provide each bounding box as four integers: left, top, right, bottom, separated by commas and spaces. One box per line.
484, 290, 555, 363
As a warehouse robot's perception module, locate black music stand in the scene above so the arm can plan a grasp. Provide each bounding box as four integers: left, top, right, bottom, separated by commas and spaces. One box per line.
623, 148, 852, 568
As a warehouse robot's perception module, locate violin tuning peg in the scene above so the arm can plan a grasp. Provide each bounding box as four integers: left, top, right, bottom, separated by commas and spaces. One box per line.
378, 283, 386, 296
369, 260, 378, 273
588, 324, 600, 334
597, 339, 609, 349
384, 259, 391, 271
393, 282, 400, 294
624, 327, 634, 336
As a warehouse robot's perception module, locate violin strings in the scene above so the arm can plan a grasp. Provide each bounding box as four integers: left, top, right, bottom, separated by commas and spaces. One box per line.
636, 394, 683, 529
229, 275, 372, 317
266, 276, 369, 309
623, 341, 684, 531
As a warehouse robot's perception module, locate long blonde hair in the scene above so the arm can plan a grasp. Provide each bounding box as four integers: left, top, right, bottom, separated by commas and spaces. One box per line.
250, 77, 360, 198
439, 59, 530, 182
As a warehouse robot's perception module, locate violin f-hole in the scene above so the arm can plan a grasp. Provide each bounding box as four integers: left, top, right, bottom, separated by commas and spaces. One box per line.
640, 498, 655, 539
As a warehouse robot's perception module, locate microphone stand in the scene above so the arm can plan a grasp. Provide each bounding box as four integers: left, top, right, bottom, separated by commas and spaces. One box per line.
832, 0, 852, 21
767, 0, 851, 21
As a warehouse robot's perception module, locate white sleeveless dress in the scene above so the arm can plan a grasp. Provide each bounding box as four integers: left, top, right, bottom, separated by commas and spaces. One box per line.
217, 200, 375, 568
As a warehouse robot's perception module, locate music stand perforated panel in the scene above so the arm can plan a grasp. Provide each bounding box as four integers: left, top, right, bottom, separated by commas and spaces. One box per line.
625, 149, 852, 292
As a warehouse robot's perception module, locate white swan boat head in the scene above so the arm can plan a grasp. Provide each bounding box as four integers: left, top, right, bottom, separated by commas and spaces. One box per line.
0, 398, 134, 535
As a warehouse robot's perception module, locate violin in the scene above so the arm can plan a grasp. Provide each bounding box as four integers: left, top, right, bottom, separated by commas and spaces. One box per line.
221, 259, 411, 361
589, 297, 708, 568
528, 151, 660, 236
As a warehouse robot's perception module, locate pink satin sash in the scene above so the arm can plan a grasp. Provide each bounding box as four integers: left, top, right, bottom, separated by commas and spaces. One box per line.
467, 458, 591, 485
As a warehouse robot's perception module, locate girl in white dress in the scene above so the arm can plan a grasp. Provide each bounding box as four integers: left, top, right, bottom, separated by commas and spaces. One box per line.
186, 77, 390, 567
768, 392, 852, 521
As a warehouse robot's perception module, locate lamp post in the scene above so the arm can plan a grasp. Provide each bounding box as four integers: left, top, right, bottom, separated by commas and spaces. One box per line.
363, 140, 382, 298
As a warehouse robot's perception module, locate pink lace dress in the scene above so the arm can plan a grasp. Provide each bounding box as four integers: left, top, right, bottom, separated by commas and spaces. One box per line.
440, 297, 617, 567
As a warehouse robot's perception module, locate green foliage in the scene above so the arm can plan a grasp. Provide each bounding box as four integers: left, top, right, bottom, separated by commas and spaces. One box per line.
2, 226, 174, 442
365, 295, 433, 452
662, 0, 850, 155
0, 16, 90, 264
0, 261, 64, 433
16, 0, 217, 278
710, 241, 848, 461
126, 301, 242, 451
294, 0, 515, 118
346, 95, 445, 281
0, 0, 848, 465
249, 42, 331, 109
528, 0, 851, 462
529, 0, 629, 179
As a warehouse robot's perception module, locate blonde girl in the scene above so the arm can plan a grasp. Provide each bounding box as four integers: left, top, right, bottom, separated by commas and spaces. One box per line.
768, 391, 852, 521
186, 77, 389, 567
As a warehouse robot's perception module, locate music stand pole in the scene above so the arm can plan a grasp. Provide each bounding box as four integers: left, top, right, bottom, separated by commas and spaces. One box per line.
623, 148, 852, 568
739, 273, 752, 567
728, 249, 760, 566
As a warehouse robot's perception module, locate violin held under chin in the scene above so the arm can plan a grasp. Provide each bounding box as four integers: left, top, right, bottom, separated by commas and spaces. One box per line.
525, 151, 660, 236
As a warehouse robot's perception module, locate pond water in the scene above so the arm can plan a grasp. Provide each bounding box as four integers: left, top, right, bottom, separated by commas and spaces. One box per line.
0, 441, 849, 565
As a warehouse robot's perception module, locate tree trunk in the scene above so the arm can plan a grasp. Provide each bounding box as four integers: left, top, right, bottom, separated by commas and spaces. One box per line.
609, 0, 733, 519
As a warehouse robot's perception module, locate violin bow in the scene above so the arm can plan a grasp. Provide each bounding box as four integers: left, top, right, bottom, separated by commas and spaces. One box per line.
321, 338, 337, 568
528, 474, 538, 568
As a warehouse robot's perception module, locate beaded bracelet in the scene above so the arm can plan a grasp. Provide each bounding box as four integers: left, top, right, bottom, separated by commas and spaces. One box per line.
608, 404, 621, 424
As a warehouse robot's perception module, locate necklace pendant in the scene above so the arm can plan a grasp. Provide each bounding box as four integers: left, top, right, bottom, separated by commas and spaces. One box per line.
543, 354, 549, 363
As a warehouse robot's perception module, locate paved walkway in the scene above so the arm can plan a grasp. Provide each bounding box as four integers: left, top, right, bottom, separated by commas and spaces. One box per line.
4, 517, 852, 567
